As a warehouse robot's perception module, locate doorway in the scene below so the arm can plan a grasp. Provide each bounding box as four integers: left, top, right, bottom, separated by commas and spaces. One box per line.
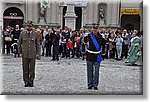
121, 14, 140, 30
3, 7, 24, 29
75, 7, 82, 31
62, 6, 67, 30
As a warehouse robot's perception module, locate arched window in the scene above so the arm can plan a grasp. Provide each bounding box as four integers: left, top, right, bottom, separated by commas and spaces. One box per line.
3, 7, 24, 28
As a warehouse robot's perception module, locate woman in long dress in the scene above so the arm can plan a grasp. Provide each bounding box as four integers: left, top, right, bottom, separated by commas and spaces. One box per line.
125, 31, 142, 65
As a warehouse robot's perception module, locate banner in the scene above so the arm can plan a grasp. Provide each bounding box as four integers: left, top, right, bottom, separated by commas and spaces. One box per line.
121, 8, 140, 15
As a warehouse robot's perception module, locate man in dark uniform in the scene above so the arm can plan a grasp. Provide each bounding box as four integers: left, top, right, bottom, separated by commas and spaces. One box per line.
61, 26, 70, 58
52, 29, 60, 61
84, 25, 105, 90
45, 29, 53, 57
11, 25, 21, 57
18, 20, 40, 87
12, 25, 21, 40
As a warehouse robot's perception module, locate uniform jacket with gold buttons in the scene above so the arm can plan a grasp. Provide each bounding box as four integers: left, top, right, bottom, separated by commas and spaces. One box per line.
18, 30, 40, 58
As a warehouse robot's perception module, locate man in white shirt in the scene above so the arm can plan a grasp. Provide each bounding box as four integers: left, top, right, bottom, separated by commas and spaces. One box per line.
42, 26, 49, 56
116, 34, 123, 60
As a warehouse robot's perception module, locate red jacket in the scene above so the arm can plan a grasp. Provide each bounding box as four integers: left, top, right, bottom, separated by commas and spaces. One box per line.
66, 41, 73, 49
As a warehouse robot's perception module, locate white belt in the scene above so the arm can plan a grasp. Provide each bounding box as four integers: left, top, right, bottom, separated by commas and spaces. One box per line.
87, 49, 101, 54
61, 42, 66, 44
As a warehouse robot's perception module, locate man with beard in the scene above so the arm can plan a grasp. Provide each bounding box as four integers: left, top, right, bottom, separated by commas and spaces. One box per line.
51, 29, 60, 61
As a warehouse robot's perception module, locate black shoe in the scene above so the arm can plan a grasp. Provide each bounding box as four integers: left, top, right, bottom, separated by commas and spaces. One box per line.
42, 53, 44, 56
131, 64, 138, 66
29, 82, 34, 87
24, 83, 30, 87
94, 87, 98, 90
126, 63, 138, 66
51, 59, 55, 61
88, 86, 93, 89
29, 84, 34, 87
115, 58, 118, 60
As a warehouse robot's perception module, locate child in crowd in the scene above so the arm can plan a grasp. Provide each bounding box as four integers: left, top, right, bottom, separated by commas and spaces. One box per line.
66, 38, 73, 58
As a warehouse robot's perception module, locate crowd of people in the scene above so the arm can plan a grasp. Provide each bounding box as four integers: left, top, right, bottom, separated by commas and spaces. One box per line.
2, 24, 143, 65
1, 21, 143, 88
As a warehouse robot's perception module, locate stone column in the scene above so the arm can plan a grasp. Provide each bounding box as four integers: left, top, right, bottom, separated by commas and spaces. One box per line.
58, 6, 64, 28
0, 2, 3, 55
46, 5, 51, 24
0, 0, 2, 88
26, 1, 33, 21
46, 2, 58, 28
110, 1, 120, 27
64, 2, 77, 30
86, 2, 94, 24
81, 7, 86, 28
0, 1, 3, 55
93, 2, 98, 24
51, 2, 57, 24
106, 2, 112, 26
0, 2, 3, 30
56, 4, 59, 25
140, 1, 143, 31
32, 2, 38, 24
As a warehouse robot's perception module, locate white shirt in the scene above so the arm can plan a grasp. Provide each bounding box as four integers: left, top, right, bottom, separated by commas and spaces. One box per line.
43, 30, 48, 41
116, 37, 123, 46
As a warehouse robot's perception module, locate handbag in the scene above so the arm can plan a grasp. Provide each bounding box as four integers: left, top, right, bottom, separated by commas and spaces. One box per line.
5, 37, 12, 42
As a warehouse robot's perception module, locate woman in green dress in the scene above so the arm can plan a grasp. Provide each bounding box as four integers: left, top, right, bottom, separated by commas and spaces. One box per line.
125, 31, 142, 65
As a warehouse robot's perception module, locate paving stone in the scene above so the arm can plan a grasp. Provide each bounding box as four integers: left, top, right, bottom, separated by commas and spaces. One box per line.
1, 55, 142, 95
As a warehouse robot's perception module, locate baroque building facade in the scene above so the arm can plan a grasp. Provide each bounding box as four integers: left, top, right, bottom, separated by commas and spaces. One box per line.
0, 0, 143, 31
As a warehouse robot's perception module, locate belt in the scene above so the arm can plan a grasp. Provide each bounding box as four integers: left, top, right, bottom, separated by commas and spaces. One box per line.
14, 39, 18, 40
61, 42, 66, 43
87, 49, 101, 54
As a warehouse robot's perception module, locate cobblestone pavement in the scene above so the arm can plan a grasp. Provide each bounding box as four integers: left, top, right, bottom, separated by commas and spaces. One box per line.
1, 55, 143, 95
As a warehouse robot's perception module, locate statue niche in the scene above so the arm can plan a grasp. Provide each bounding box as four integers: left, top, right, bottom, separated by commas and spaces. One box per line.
98, 4, 107, 25
38, 4, 47, 24
40, 6, 46, 18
